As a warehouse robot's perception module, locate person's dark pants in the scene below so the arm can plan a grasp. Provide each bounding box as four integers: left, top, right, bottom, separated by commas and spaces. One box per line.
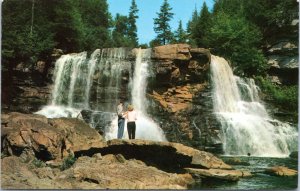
127, 121, 136, 139
117, 117, 125, 139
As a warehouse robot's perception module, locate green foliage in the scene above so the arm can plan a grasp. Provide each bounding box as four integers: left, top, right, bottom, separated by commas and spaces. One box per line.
256, 76, 298, 111
187, 0, 298, 76
112, 14, 131, 47
173, 20, 188, 43
2, 0, 112, 69
192, 2, 212, 47
186, 7, 199, 46
32, 158, 46, 168
127, 0, 139, 47
111, 0, 139, 48
207, 12, 267, 76
77, 0, 112, 50
60, 154, 76, 171
139, 43, 149, 49
153, 0, 174, 45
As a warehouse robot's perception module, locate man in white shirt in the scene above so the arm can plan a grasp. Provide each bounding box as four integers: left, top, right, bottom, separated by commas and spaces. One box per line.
117, 100, 125, 139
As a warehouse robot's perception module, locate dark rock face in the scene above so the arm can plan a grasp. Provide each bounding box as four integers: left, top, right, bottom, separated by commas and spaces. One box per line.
266, 19, 298, 85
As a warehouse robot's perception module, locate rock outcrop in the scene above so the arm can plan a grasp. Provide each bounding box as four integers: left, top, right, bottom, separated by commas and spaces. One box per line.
1, 112, 104, 161
1, 155, 194, 189
266, 17, 298, 85
185, 168, 252, 181
75, 139, 232, 171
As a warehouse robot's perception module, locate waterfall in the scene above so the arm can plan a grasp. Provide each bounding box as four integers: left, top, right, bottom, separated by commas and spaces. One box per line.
36, 48, 166, 142
36, 48, 130, 118
84, 49, 101, 108
210, 55, 297, 157
105, 48, 167, 141
131, 48, 166, 141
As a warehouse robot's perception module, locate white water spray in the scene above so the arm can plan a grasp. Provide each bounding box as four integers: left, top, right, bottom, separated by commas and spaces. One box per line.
210, 55, 297, 157
105, 49, 167, 141
84, 49, 101, 108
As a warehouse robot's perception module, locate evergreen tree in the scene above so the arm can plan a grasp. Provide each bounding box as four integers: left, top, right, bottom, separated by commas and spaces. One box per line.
52, 0, 85, 52
153, 0, 174, 45
174, 20, 187, 43
128, 0, 139, 47
186, 6, 199, 46
112, 14, 131, 47
78, 0, 112, 50
193, 2, 211, 47
187, 6, 199, 34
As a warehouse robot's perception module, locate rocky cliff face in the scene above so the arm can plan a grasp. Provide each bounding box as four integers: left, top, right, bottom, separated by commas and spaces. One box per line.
146, 44, 222, 153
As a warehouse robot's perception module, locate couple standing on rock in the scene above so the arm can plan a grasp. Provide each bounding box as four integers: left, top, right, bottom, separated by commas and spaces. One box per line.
117, 100, 137, 139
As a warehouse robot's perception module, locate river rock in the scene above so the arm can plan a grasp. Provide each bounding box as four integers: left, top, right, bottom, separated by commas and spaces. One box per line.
185, 168, 252, 181
265, 166, 298, 177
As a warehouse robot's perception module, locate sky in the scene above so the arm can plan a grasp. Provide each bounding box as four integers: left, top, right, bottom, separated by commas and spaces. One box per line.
107, 0, 214, 44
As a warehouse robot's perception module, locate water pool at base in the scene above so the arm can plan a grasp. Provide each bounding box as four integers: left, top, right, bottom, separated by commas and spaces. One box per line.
191, 156, 298, 190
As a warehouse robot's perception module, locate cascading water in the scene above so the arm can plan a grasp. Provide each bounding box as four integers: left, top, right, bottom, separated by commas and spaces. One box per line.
210, 55, 297, 157
36, 48, 130, 118
36, 47, 166, 141
105, 48, 167, 141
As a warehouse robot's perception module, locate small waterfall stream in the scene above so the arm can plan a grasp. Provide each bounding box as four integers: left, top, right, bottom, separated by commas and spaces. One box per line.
210, 55, 297, 157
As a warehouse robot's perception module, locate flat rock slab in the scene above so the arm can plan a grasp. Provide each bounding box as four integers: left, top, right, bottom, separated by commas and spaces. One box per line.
185, 168, 252, 182
265, 166, 297, 176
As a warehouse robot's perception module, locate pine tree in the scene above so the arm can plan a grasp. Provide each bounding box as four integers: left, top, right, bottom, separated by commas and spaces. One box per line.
112, 14, 131, 47
186, 6, 199, 46
174, 20, 187, 43
128, 0, 139, 47
187, 6, 199, 34
193, 2, 211, 47
153, 0, 174, 45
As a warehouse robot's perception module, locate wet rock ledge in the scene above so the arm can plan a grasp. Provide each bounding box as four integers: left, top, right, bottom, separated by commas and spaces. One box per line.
2, 112, 251, 189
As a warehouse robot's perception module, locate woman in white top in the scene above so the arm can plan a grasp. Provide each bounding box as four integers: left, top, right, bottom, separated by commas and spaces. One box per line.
125, 104, 137, 139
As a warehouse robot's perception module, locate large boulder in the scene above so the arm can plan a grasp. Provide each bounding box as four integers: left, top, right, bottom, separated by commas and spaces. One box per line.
2, 113, 63, 160
1, 112, 104, 161
49, 118, 105, 152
